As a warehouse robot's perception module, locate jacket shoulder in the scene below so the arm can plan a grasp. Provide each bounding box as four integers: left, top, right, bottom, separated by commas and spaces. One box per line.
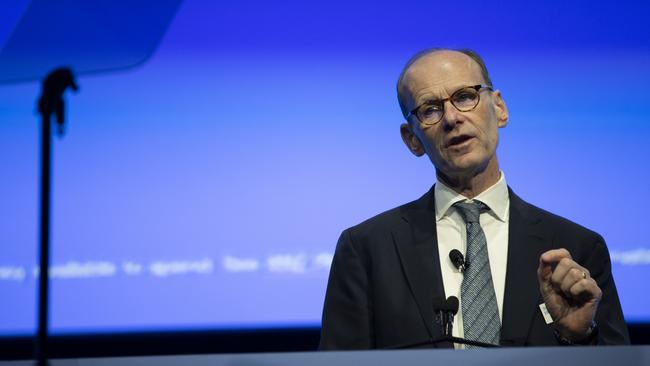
511, 190, 605, 244
343, 194, 426, 240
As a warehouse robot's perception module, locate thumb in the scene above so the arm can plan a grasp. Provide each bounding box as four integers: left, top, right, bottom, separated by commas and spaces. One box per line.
537, 256, 553, 293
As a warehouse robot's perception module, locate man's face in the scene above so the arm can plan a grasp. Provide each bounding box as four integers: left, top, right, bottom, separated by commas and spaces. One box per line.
400, 51, 508, 180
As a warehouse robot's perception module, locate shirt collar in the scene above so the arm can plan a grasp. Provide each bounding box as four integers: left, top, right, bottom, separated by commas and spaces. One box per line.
434, 172, 509, 222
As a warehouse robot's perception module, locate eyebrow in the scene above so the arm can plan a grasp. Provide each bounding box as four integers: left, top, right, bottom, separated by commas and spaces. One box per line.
416, 84, 476, 105
415, 92, 441, 106
420, 97, 442, 105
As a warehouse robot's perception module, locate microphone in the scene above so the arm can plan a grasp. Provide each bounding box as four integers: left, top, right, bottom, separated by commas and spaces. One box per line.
449, 249, 466, 273
445, 296, 459, 314
432, 295, 500, 348
434, 296, 459, 337
385, 295, 499, 349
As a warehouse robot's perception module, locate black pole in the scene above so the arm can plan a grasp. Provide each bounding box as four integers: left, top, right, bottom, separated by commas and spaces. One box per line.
35, 109, 52, 366
35, 68, 77, 366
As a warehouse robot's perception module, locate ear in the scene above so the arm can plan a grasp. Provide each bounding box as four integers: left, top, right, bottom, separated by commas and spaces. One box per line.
400, 122, 425, 157
492, 90, 509, 128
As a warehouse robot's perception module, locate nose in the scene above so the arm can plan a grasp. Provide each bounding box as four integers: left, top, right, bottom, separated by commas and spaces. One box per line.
440, 99, 462, 131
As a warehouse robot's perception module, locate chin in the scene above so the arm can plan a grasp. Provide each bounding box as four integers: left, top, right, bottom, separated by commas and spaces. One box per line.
449, 152, 482, 167
446, 155, 489, 175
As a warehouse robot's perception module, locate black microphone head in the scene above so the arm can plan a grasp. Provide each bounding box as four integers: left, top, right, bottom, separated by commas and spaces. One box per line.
433, 296, 459, 314
446, 296, 459, 315
449, 249, 465, 270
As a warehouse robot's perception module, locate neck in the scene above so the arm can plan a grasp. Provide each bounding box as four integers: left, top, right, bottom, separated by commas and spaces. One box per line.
437, 157, 501, 199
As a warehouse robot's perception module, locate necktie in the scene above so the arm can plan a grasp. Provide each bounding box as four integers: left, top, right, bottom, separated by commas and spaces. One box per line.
454, 200, 501, 347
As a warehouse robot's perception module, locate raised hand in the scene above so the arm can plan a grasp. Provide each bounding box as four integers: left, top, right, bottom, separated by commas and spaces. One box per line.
537, 248, 602, 341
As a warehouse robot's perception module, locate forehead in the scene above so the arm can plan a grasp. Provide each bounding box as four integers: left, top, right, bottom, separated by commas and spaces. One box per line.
402, 51, 485, 103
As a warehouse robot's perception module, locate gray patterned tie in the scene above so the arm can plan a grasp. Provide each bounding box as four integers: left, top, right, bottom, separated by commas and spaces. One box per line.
454, 200, 501, 347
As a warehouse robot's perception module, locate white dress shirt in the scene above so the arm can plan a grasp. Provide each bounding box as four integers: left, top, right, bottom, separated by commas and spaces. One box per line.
434, 173, 510, 348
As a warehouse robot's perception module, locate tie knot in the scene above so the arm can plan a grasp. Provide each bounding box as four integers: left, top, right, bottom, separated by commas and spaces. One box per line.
454, 200, 487, 223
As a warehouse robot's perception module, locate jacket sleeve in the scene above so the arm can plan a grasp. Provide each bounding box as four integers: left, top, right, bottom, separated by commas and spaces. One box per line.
319, 229, 374, 350
586, 236, 630, 345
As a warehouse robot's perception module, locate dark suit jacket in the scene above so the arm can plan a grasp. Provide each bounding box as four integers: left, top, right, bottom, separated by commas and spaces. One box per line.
319, 186, 630, 349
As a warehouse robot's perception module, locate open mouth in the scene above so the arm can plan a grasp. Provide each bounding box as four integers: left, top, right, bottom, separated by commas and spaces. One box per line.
447, 135, 474, 147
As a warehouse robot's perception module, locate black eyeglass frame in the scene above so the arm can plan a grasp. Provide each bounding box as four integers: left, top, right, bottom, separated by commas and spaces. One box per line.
405, 84, 493, 126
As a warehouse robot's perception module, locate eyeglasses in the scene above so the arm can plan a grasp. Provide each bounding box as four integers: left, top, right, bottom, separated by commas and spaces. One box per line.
406, 85, 493, 126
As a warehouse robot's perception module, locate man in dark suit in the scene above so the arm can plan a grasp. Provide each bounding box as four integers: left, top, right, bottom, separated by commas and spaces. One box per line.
319, 48, 630, 349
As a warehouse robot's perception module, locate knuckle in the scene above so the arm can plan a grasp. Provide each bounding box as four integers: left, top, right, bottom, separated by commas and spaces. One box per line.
559, 257, 573, 267
560, 280, 573, 293
570, 284, 582, 296
571, 267, 582, 278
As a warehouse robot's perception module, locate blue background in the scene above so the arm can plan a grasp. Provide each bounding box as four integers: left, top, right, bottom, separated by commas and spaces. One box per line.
1, 0, 649, 335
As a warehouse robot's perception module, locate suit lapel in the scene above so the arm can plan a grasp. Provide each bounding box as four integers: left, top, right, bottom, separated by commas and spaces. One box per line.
392, 187, 448, 345
391, 186, 551, 346
500, 188, 553, 346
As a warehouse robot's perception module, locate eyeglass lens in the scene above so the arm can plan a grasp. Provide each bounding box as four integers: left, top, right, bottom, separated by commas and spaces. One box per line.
417, 87, 481, 125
